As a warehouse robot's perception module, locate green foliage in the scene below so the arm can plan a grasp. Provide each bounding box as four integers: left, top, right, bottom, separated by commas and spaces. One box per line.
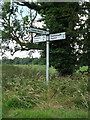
78, 2, 90, 68
6, 96, 22, 108
5, 96, 32, 108
76, 66, 88, 73
39, 2, 89, 75
38, 2, 86, 75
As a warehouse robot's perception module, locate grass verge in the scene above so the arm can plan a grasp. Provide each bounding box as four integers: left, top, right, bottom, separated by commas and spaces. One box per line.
3, 107, 88, 118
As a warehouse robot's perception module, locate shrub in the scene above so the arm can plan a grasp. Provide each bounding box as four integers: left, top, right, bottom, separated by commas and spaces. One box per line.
6, 96, 22, 108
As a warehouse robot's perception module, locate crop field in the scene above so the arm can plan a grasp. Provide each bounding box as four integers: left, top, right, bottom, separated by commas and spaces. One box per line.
2, 64, 89, 118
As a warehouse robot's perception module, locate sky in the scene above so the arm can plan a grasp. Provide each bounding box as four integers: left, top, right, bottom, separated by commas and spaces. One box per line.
3, 50, 41, 59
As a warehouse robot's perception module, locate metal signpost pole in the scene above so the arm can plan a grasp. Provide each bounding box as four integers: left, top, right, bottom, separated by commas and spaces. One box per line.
32, 27, 65, 85
46, 29, 50, 85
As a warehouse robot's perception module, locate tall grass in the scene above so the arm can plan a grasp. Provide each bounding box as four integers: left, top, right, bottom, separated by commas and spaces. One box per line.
2, 64, 88, 118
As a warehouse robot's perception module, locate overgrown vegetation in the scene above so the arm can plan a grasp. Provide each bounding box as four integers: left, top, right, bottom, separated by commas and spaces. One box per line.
2, 64, 88, 118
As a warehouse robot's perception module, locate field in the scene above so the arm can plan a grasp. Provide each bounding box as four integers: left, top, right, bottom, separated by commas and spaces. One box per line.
2, 64, 89, 118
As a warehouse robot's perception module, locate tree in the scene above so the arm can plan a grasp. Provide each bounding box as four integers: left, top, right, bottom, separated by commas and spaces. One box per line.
2, 1, 89, 75
2, 2, 42, 55
37, 2, 89, 75
77, 2, 90, 71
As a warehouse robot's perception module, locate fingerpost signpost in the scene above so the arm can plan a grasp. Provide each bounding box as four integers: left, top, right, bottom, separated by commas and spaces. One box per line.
30, 27, 66, 85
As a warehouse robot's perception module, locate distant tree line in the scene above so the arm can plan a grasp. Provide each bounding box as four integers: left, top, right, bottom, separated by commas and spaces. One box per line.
2, 57, 46, 65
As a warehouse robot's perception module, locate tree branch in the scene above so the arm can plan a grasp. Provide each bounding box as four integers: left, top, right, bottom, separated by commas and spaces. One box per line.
9, 32, 43, 51
32, 11, 37, 23
16, 2, 42, 12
